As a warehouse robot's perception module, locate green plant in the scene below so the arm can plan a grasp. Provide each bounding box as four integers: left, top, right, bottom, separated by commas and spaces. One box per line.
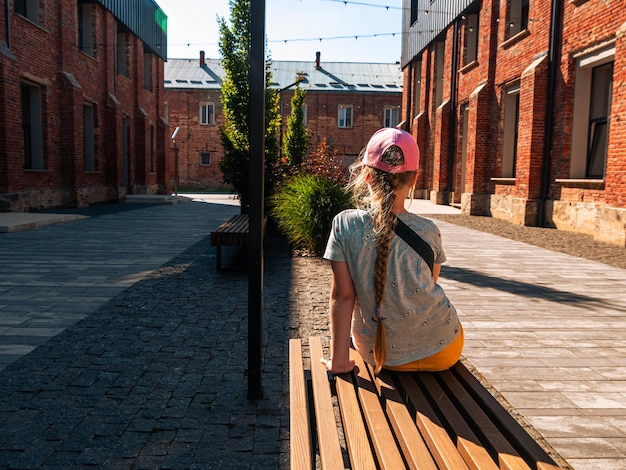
283, 86, 308, 168
303, 137, 348, 186
271, 174, 353, 255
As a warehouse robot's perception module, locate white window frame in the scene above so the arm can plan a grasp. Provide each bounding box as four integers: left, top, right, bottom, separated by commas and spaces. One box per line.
302, 104, 308, 126
338, 105, 353, 128
570, 45, 615, 179
200, 103, 215, 125
502, 83, 520, 178
384, 106, 400, 128
200, 151, 211, 166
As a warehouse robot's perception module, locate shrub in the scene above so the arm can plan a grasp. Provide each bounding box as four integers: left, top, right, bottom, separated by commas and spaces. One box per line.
302, 138, 348, 186
271, 174, 353, 255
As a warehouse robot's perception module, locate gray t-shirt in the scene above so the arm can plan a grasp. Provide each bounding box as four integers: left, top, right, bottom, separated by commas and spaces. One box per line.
323, 209, 461, 366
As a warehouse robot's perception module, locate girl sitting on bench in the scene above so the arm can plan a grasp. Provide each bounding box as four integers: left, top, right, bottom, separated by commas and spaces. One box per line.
322, 128, 463, 374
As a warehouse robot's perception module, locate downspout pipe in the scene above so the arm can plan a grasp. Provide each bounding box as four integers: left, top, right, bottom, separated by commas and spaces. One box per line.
538, 0, 563, 226
405, 62, 413, 131
447, 18, 460, 204
4, 0, 10, 48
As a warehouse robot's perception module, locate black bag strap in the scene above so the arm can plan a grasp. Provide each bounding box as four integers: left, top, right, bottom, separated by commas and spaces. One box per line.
394, 218, 435, 275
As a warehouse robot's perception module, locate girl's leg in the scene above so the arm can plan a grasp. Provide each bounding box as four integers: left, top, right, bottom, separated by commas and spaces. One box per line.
384, 325, 464, 372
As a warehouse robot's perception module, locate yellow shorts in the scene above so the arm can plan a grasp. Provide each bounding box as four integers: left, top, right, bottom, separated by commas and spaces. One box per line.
383, 324, 464, 372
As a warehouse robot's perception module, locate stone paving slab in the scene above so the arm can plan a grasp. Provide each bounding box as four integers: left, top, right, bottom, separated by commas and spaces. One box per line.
430, 218, 626, 470
0, 200, 239, 371
0, 198, 625, 468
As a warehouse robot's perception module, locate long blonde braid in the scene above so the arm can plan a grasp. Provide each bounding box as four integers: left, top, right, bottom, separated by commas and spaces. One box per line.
348, 156, 416, 373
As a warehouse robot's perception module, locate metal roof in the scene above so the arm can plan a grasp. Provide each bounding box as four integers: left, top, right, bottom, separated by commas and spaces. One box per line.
96, 0, 167, 60
164, 56, 403, 93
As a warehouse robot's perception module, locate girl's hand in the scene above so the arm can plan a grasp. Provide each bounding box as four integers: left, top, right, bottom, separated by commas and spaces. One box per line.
321, 357, 355, 374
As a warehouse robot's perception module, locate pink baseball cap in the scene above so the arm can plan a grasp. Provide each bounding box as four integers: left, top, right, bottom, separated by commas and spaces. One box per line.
363, 128, 419, 173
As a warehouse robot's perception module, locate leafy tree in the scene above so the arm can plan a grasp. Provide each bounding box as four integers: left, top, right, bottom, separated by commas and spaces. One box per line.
303, 137, 348, 186
283, 86, 308, 168
218, 0, 280, 213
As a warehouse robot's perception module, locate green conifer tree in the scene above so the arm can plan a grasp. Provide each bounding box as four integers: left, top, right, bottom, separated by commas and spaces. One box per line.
283, 86, 309, 168
218, 0, 280, 213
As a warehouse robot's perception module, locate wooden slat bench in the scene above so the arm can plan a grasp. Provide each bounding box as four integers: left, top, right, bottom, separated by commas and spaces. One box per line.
290, 336, 562, 470
210, 214, 266, 270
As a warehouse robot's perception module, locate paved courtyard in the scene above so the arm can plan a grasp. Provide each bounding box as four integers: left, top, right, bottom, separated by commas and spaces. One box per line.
0, 195, 624, 468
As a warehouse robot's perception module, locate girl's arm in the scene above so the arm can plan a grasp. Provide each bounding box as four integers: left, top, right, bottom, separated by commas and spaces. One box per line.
325, 260, 357, 373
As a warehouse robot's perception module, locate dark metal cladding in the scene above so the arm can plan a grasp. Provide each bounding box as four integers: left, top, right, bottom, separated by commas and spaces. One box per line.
96, 0, 167, 60
401, 0, 474, 67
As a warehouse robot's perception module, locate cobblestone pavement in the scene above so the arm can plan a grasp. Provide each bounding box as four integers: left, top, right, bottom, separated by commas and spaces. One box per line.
0, 198, 625, 468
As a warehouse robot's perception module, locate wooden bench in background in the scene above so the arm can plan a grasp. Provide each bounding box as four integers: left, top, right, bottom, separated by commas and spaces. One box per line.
290, 336, 562, 470
210, 214, 266, 270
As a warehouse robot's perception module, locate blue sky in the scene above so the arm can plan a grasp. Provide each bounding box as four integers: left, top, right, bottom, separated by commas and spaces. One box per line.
156, 0, 403, 63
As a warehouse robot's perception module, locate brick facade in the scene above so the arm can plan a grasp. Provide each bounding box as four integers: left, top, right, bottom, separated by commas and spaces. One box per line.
0, 0, 169, 212
164, 55, 403, 190
403, 0, 626, 246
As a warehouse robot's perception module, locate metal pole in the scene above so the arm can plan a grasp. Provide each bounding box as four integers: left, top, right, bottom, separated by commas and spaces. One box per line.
248, 0, 265, 401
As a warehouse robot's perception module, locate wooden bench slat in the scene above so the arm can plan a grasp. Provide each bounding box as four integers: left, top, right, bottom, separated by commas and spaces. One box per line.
308, 337, 345, 469
375, 369, 438, 470
396, 372, 471, 470
289, 338, 562, 470
435, 370, 530, 470
289, 339, 313, 470
334, 360, 378, 469
350, 350, 410, 469
450, 364, 561, 470
211, 215, 266, 270
416, 372, 500, 470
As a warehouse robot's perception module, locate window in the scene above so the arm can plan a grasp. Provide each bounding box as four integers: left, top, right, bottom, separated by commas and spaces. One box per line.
463, 14, 479, 66
338, 105, 353, 128
384, 106, 400, 128
586, 63, 613, 178
413, 60, 422, 115
460, 104, 470, 193
501, 83, 520, 178
435, 41, 445, 107
15, 0, 39, 23
78, 2, 95, 56
200, 152, 211, 166
116, 29, 129, 77
507, 0, 529, 39
200, 103, 215, 125
83, 104, 97, 171
143, 51, 153, 91
570, 45, 614, 179
410, 0, 418, 24
149, 125, 155, 173
21, 83, 44, 170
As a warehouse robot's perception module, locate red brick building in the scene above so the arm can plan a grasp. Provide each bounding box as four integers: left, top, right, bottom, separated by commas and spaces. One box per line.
0, 0, 170, 212
164, 52, 404, 190
402, 0, 626, 246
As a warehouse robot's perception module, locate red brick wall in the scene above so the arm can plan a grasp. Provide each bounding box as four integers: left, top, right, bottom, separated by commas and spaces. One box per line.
165, 86, 402, 190
402, 0, 626, 236
0, 1, 168, 211
165, 88, 226, 190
